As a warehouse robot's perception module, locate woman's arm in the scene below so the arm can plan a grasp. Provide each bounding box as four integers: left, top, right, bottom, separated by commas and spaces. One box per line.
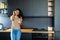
20, 17, 23, 25
10, 11, 15, 21
18, 17, 23, 25
10, 15, 15, 21
20, 17, 23, 29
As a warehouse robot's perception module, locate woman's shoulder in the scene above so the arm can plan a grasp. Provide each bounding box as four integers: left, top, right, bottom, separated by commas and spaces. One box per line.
10, 15, 15, 19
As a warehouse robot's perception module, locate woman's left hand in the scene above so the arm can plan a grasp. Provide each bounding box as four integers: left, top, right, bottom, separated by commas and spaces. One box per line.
18, 17, 23, 25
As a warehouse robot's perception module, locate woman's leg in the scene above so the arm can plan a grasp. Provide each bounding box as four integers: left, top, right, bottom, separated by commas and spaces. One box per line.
16, 30, 21, 40
10, 29, 15, 40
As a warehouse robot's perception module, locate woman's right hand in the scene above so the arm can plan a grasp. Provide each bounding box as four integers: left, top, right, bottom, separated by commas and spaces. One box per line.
11, 11, 15, 21
13, 11, 15, 16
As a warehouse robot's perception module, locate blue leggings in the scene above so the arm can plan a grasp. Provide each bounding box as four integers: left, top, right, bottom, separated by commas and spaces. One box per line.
10, 29, 21, 40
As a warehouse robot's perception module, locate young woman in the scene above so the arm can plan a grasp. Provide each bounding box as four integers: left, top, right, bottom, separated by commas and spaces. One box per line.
10, 8, 23, 40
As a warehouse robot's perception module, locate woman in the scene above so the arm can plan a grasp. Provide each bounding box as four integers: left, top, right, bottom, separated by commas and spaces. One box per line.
10, 8, 23, 40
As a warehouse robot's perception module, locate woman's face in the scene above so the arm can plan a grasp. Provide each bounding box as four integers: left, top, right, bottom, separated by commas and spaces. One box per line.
15, 10, 20, 16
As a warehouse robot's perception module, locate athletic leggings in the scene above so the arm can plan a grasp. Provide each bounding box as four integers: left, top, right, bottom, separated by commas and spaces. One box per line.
10, 29, 21, 40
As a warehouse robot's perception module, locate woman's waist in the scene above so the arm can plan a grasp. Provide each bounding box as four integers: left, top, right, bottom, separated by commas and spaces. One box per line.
11, 26, 20, 29
11, 24, 20, 27
11, 28, 21, 31
11, 28, 21, 32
